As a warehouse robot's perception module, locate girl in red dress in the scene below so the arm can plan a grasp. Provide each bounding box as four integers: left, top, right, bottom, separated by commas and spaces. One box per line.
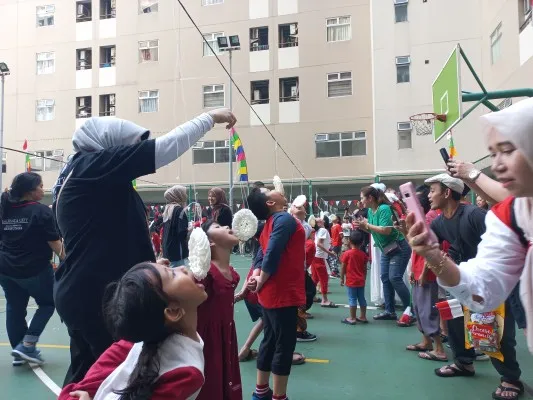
196, 220, 242, 400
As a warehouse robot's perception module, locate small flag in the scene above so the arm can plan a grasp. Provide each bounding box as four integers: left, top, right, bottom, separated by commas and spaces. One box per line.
132, 179, 137, 190
435, 299, 464, 321
23, 140, 31, 172
449, 135, 457, 158
22, 140, 28, 151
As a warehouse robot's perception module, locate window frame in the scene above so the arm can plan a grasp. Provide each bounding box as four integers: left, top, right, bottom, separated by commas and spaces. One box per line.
394, 0, 408, 23
138, 90, 160, 113
327, 71, 353, 98
35, 99, 56, 122
525, 0, 532, 15
251, 80, 270, 105
29, 149, 64, 172
139, 39, 159, 63
203, 32, 224, 56
36, 4, 55, 27
397, 121, 413, 150
395, 55, 411, 83
201, 0, 223, 5
326, 16, 352, 42
490, 23, 503, 65
192, 140, 231, 164
202, 84, 225, 108
36, 51, 56, 75
250, 26, 269, 52
314, 131, 367, 159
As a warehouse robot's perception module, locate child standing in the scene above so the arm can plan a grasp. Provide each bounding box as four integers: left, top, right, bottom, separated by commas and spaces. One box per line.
312, 218, 337, 308
59, 262, 208, 400
196, 221, 242, 400
340, 231, 369, 325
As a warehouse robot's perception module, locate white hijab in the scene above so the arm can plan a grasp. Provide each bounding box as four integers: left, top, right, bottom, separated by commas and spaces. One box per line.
73, 117, 150, 152
481, 97, 533, 353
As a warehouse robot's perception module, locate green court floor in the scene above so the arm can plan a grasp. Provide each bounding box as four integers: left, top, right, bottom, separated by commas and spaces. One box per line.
0, 255, 531, 399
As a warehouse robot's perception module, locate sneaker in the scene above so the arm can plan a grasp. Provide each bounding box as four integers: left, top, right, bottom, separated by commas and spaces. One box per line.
11, 343, 44, 365
373, 311, 397, 321
251, 389, 273, 400
296, 331, 317, 342
475, 352, 490, 361
12, 355, 27, 367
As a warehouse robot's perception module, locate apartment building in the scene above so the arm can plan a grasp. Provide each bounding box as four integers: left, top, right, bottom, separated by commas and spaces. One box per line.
0, 0, 531, 206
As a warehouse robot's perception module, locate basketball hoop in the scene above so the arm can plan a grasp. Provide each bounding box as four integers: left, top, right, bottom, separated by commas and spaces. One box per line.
410, 113, 447, 136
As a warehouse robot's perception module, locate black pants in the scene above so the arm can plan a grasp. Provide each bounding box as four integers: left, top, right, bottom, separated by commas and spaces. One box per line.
490, 301, 521, 384
63, 319, 113, 386
305, 273, 317, 311
257, 306, 298, 376
447, 316, 476, 365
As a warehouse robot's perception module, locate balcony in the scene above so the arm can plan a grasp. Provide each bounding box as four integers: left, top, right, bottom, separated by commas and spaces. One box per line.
76, 0, 92, 41
278, 24, 299, 69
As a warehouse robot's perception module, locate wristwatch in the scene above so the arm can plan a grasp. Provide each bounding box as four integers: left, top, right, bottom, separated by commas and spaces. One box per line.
468, 169, 481, 182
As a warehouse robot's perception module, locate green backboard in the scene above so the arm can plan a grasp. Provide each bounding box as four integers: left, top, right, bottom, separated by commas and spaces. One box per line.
432, 44, 462, 142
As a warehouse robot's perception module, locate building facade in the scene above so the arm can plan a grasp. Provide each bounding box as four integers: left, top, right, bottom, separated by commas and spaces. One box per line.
0, 0, 531, 206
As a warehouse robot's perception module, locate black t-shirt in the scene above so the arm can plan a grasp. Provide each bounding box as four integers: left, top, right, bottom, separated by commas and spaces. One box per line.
208, 205, 232, 227
0, 201, 60, 278
162, 206, 189, 262
54, 140, 156, 328
430, 204, 487, 264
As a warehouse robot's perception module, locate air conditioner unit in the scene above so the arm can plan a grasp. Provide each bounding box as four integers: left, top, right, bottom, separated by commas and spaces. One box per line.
290, 86, 298, 97
79, 97, 86, 106
52, 149, 64, 156
192, 142, 204, 149
290, 24, 298, 35
315, 134, 328, 142
253, 90, 261, 101
251, 29, 259, 40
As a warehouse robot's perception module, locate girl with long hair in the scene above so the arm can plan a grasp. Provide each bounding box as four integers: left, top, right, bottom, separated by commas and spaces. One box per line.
0, 172, 63, 366
59, 262, 208, 400
207, 187, 232, 227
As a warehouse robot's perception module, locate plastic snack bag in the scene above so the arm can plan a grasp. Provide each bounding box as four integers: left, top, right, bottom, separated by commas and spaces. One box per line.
464, 303, 505, 362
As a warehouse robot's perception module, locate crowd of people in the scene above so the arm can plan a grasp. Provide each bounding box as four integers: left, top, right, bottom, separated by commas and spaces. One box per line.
0, 97, 530, 400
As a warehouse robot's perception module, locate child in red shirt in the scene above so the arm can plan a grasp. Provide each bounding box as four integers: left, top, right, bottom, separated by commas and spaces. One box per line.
340, 230, 369, 325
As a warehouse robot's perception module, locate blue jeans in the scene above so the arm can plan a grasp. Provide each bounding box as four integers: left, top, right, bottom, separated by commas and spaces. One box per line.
0, 266, 55, 348
380, 239, 411, 314
346, 286, 367, 308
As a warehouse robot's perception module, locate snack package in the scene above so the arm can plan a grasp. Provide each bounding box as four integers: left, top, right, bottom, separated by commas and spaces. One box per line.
464, 303, 505, 362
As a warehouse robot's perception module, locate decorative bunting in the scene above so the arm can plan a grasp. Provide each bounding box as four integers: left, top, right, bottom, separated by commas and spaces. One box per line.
132, 179, 137, 190
230, 128, 248, 182
23, 139, 31, 172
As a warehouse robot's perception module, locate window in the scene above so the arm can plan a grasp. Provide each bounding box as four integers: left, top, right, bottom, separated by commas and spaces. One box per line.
279, 23, 298, 48
203, 84, 225, 108
202, 0, 223, 5
315, 132, 366, 158
327, 72, 352, 97
279, 77, 299, 102
139, 90, 159, 113
36, 52, 55, 75
76, 48, 92, 70
99, 94, 116, 116
525, 0, 532, 14
251, 80, 269, 105
36, 5, 55, 27
100, 45, 116, 67
397, 122, 412, 149
2, 152, 6, 173
192, 140, 230, 164
76, 96, 92, 118
326, 16, 351, 42
394, 0, 408, 23
30, 150, 64, 172
203, 32, 224, 56
490, 23, 503, 64
519, 0, 532, 29
76, 0, 92, 22
139, 0, 158, 13
138, 40, 159, 63
250, 27, 269, 51
100, 0, 116, 19
396, 56, 410, 83
36, 99, 55, 121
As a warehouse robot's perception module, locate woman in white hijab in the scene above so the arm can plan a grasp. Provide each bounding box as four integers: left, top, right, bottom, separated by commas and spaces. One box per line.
406, 98, 533, 358
54, 109, 236, 386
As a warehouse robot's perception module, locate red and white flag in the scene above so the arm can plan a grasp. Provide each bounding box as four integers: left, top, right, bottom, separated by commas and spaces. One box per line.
435, 299, 464, 321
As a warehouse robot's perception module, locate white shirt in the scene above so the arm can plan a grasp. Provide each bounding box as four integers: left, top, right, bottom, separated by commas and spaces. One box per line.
315, 228, 331, 259
342, 223, 352, 237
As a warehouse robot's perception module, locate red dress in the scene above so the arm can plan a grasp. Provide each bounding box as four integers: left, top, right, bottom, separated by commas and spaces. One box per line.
196, 263, 242, 400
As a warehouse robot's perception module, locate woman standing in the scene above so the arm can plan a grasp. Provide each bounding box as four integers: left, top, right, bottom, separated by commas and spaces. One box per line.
208, 187, 232, 227
54, 109, 236, 385
355, 186, 411, 321
161, 185, 189, 267
0, 172, 63, 366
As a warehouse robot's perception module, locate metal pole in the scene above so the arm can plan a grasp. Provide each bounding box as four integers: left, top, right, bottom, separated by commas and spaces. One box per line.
0, 75, 4, 192
228, 49, 233, 212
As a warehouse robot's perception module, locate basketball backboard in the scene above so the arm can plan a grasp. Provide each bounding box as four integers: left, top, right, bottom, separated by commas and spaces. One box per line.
432, 44, 462, 143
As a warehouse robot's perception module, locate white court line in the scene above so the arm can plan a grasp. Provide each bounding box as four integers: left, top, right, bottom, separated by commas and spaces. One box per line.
31, 364, 61, 396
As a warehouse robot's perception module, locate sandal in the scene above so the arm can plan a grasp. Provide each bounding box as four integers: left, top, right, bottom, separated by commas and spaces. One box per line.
434, 364, 475, 378
406, 344, 433, 352
341, 318, 357, 325
321, 302, 338, 308
313, 297, 322, 303
292, 352, 306, 365
356, 317, 369, 324
492, 382, 524, 400
238, 349, 258, 362
418, 351, 449, 362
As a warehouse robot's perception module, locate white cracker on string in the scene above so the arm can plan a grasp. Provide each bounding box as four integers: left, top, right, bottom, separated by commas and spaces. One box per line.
273, 175, 284, 195
188, 227, 211, 280
293, 194, 306, 208
232, 209, 259, 242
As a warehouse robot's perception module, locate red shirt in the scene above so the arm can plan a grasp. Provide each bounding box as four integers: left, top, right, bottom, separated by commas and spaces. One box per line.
151, 232, 161, 254
331, 224, 342, 247
305, 239, 316, 267
340, 248, 369, 287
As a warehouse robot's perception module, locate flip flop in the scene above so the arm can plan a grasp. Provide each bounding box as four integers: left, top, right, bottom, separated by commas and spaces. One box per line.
292, 352, 306, 365
341, 318, 357, 325
238, 349, 258, 362
321, 302, 338, 308
418, 351, 449, 362
406, 344, 433, 352
356, 318, 369, 324
492, 383, 524, 400
434, 364, 475, 378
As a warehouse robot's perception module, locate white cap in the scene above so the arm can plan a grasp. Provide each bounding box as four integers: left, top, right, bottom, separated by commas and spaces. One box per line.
424, 173, 465, 194
371, 183, 386, 192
